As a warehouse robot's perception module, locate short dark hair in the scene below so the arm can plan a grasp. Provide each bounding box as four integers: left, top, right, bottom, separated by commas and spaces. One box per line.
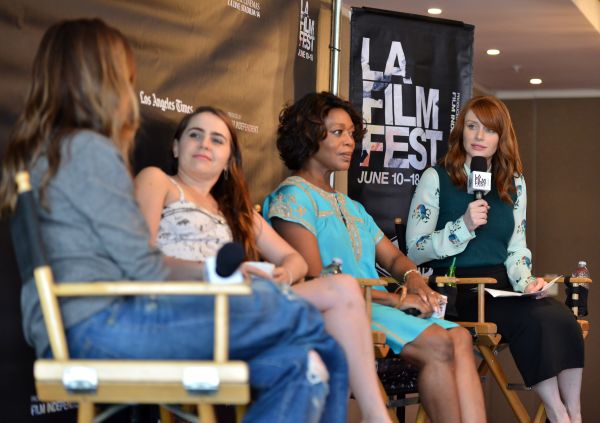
276, 91, 366, 170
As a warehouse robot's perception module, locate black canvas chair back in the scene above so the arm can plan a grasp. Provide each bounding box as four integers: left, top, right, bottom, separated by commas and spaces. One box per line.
10, 172, 48, 282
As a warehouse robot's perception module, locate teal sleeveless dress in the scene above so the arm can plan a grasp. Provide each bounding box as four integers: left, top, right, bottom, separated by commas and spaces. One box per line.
264, 176, 458, 354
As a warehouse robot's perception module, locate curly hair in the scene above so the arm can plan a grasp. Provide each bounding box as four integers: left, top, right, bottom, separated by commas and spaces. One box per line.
171, 107, 258, 260
0, 18, 138, 215
276, 91, 366, 170
440, 96, 523, 203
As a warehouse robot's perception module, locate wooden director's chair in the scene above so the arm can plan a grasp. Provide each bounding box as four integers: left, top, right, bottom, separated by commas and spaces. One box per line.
359, 278, 421, 423
396, 216, 593, 423
359, 276, 497, 423
475, 275, 591, 423
11, 171, 251, 423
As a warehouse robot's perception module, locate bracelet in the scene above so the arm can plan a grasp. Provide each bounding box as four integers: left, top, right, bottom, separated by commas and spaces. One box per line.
395, 286, 407, 308
402, 268, 420, 283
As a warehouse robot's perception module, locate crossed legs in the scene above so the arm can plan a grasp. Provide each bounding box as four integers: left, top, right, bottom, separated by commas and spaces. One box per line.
448, 327, 487, 423
401, 325, 486, 423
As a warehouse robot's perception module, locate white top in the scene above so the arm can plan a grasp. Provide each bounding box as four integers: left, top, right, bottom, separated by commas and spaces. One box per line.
156, 178, 232, 261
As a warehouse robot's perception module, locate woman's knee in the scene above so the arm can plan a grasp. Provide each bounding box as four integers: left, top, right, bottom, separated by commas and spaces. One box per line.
327, 274, 365, 307
407, 325, 455, 364
449, 326, 473, 353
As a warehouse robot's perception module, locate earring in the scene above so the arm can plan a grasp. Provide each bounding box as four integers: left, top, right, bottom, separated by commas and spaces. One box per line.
223, 168, 229, 180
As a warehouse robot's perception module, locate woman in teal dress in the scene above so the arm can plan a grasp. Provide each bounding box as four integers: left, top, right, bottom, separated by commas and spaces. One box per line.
264, 91, 485, 423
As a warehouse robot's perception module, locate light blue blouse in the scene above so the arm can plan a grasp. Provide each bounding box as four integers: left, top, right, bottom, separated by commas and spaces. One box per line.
406, 166, 533, 292
264, 175, 458, 353
263, 176, 384, 278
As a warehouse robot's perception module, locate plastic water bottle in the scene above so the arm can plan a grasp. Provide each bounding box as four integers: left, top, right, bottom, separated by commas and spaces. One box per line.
572, 260, 590, 278
320, 258, 343, 276
570, 260, 590, 317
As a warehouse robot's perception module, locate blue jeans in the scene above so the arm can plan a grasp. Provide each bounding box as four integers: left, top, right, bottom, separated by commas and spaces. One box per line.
63, 280, 348, 423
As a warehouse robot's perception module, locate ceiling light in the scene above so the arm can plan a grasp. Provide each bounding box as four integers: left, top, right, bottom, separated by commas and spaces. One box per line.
427, 8, 442, 15
486, 49, 500, 56
529, 78, 543, 85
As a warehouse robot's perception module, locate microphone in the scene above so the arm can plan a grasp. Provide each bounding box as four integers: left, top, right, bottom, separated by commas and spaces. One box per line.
468, 156, 491, 200
204, 242, 245, 284
216, 242, 244, 277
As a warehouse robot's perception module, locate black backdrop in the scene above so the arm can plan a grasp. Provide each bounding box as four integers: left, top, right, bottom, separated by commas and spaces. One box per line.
0, 1, 321, 420
348, 8, 473, 238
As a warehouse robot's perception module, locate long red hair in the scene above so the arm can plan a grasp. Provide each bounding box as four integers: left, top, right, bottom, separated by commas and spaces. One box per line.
172, 107, 258, 260
440, 96, 522, 203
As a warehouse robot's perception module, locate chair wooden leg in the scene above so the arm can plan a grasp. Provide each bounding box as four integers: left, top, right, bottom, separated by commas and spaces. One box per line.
235, 405, 247, 423
477, 356, 490, 377
159, 406, 175, 423
197, 404, 217, 423
533, 402, 546, 423
378, 378, 400, 423
77, 402, 95, 423
478, 345, 531, 423
415, 404, 427, 423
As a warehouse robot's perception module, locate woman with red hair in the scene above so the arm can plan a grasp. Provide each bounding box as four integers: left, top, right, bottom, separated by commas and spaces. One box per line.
407, 96, 584, 423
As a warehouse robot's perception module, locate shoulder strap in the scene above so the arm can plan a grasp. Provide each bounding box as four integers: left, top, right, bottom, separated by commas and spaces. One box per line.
167, 177, 185, 202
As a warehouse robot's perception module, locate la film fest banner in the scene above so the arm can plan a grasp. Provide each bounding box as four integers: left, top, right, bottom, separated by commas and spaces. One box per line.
0, 1, 320, 421
348, 8, 474, 239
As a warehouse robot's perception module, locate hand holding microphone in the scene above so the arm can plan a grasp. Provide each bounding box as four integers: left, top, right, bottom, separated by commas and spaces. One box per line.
464, 156, 492, 231
463, 199, 489, 231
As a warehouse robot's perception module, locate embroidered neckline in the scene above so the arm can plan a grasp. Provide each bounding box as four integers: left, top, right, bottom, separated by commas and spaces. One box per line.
285, 175, 362, 262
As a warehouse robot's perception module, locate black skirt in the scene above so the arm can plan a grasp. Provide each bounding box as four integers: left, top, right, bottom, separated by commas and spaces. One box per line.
433, 265, 584, 386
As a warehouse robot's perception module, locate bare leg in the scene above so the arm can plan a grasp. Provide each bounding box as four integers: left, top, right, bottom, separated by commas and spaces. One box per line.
532, 376, 570, 423
557, 368, 582, 423
294, 276, 391, 423
447, 327, 486, 423
401, 324, 461, 423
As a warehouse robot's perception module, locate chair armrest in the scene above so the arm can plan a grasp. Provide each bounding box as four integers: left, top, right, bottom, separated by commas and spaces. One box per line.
457, 322, 501, 347
372, 331, 390, 358
434, 276, 496, 285
457, 321, 498, 335
356, 278, 388, 287
35, 360, 250, 404
434, 277, 497, 323
34, 268, 252, 360
542, 276, 592, 284
52, 281, 252, 297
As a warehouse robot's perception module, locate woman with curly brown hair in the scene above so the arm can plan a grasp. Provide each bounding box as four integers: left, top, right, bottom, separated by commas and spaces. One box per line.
264, 91, 486, 423
407, 95, 584, 423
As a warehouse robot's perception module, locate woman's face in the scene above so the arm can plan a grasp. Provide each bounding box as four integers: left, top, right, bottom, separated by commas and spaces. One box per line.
309, 108, 355, 172
174, 112, 232, 180
462, 109, 499, 166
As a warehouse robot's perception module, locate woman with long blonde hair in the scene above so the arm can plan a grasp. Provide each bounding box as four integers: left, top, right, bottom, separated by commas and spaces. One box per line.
1, 19, 349, 422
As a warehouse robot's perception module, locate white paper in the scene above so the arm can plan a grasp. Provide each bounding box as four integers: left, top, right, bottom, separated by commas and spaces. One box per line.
485, 276, 561, 298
